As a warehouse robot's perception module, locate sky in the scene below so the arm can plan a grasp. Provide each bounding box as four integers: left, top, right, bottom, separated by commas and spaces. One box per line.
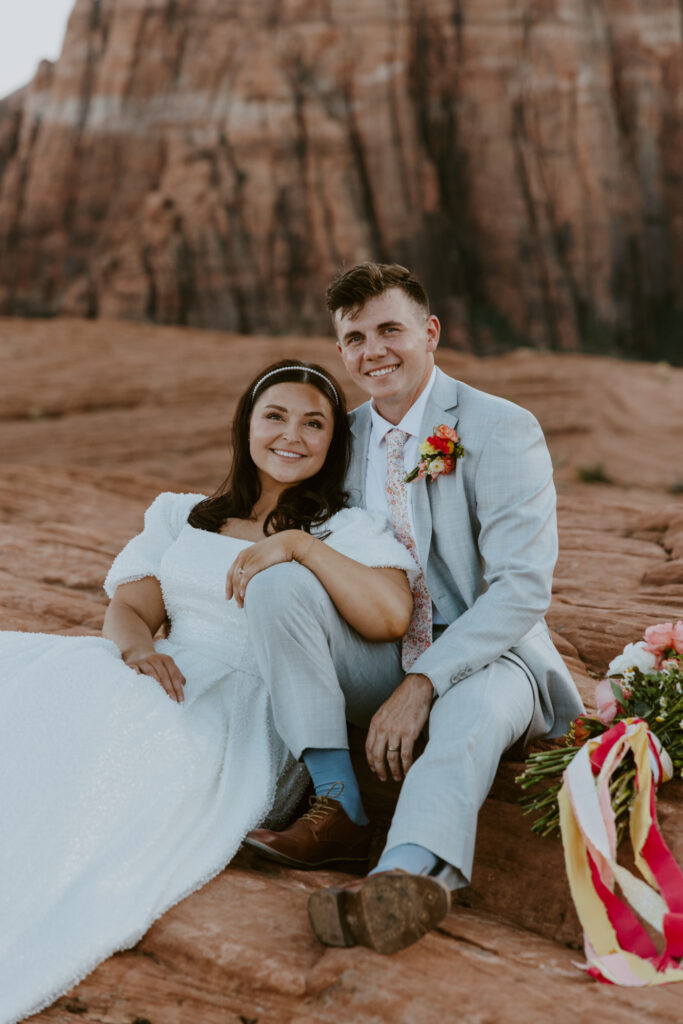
0, 0, 74, 99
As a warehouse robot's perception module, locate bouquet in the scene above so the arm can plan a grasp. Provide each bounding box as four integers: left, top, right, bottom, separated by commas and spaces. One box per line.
517, 621, 683, 840
405, 424, 464, 482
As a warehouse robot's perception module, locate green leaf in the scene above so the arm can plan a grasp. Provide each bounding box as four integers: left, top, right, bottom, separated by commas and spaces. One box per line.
610, 680, 626, 703
632, 701, 652, 717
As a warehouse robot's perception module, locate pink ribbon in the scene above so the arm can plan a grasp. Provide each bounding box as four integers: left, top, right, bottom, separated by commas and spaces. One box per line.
560, 718, 683, 985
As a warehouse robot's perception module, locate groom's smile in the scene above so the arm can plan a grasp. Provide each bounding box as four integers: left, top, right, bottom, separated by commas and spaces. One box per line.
367, 364, 400, 378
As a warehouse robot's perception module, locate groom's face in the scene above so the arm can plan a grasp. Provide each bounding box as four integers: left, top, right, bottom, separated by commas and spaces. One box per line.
334, 288, 439, 422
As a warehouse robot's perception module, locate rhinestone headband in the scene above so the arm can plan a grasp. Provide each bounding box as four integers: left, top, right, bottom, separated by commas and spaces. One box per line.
251, 366, 339, 405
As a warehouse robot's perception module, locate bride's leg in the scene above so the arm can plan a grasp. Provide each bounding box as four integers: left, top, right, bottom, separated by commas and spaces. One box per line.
243, 561, 402, 759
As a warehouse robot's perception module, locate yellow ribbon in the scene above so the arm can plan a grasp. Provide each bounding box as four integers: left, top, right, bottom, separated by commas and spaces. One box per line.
559, 719, 683, 986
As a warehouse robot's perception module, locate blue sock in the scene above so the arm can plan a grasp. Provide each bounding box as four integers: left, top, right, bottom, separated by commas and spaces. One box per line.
370, 843, 439, 876
302, 747, 368, 826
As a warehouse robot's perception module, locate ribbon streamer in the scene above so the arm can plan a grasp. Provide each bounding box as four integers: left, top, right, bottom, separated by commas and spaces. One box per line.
558, 718, 683, 986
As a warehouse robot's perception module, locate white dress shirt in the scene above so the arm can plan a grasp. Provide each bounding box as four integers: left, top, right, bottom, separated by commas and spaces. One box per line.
364, 367, 446, 625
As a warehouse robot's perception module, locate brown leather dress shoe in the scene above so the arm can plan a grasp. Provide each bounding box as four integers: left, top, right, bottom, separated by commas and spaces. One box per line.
243, 794, 373, 869
307, 870, 451, 954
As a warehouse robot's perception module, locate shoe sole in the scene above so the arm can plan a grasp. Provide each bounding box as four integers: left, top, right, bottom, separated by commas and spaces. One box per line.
307, 873, 450, 954
243, 836, 370, 871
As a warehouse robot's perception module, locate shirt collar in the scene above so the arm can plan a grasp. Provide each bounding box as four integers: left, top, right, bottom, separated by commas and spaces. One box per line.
369, 366, 437, 450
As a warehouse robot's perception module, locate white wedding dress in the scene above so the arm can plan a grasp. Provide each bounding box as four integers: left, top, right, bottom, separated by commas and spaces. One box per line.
0, 492, 415, 1024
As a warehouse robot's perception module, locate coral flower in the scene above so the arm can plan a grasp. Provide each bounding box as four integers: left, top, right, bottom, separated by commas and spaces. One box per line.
434, 424, 460, 442
644, 622, 675, 665
672, 621, 683, 655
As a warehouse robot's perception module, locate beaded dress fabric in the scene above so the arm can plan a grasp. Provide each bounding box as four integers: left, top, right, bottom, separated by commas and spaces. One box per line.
0, 492, 415, 1024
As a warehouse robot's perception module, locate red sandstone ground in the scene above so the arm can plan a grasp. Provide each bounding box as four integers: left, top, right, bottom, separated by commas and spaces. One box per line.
1, 316, 682, 1022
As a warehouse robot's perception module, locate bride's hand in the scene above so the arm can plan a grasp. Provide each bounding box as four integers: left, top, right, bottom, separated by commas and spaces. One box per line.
124, 650, 186, 703
226, 530, 315, 607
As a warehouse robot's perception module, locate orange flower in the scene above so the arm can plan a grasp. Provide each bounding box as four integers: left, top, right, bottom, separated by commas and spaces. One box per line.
573, 717, 591, 745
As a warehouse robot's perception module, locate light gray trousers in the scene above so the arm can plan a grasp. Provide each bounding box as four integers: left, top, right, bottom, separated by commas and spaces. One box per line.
244, 562, 535, 888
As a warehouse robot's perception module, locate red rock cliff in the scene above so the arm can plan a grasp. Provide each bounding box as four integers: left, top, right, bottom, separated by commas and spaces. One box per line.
0, 0, 681, 359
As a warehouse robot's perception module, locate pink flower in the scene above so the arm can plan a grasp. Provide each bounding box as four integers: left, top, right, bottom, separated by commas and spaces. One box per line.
643, 622, 675, 666
417, 460, 428, 480
672, 621, 683, 655
434, 424, 459, 442
595, 677, 628, 725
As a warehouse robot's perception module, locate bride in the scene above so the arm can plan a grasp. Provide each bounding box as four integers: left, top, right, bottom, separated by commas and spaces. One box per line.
0, 360, 415, 1024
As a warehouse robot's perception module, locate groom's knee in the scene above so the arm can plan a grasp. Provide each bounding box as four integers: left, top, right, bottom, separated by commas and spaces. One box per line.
243, 561, 330, 623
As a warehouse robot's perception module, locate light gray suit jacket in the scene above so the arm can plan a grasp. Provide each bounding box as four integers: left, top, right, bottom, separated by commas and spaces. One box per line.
346, 367, 584, 741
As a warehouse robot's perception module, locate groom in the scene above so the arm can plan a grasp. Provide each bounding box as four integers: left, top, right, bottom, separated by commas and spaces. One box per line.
244, 262, 583, 953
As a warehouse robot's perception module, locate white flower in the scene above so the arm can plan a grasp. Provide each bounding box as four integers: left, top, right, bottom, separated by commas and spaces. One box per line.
679, 719, 683, 731
428, 457, 445, 476
608, 641, 657, 677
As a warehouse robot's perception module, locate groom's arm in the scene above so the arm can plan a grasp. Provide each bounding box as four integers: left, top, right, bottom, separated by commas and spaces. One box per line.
412, 405, 557, 697
366, 403, 558, 780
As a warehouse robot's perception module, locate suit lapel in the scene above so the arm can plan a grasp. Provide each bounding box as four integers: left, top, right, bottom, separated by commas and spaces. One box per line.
347, 403, 372, 507
347, 370, 460, 571
412, 368, 460, 567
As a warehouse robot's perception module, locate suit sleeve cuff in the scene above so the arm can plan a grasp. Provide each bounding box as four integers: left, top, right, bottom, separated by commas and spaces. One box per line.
410, 647, 474, 699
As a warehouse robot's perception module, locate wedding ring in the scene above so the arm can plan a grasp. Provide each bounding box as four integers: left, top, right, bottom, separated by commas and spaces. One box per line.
238, 569, 247, 575
387, 745, 400, 753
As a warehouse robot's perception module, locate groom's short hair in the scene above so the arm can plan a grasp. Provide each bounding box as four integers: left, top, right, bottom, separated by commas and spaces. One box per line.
326, 262, 430, 319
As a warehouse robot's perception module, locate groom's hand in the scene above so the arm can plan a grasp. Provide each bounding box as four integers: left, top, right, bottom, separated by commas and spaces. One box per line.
366, 673, 434, 782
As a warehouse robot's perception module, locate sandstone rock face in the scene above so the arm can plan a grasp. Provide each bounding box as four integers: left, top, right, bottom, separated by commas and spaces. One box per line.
0, 0, 681, 360
2, 317, 683, 1020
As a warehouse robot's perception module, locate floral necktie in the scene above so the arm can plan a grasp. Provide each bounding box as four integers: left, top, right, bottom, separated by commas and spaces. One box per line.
385, 428, 432, 670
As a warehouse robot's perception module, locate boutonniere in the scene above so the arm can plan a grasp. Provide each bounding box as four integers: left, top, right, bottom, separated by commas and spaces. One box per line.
405, 425, 464, 482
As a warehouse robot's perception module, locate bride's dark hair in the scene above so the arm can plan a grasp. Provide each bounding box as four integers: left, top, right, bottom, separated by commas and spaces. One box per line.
188, 360, 350, 535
